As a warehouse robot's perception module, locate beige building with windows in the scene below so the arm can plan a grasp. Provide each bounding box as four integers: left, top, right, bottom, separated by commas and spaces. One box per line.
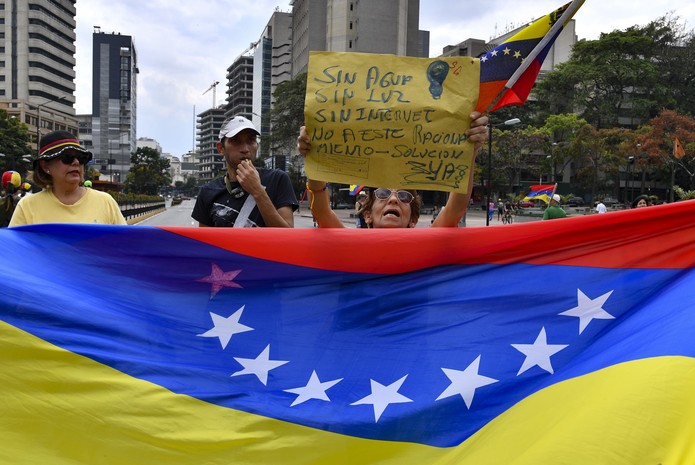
0, 0, 78, 151
290, 0, 427, 76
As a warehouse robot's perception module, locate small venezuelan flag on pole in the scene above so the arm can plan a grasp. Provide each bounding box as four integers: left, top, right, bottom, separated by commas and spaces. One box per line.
476, 0, 585, 113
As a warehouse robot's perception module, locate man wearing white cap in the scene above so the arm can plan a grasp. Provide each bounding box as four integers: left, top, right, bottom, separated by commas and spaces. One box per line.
192, 116, 297, 228
542, 194, 567, 220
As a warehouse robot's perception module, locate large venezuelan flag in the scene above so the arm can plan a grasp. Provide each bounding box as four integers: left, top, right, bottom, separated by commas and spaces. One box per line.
2, 200, 695, 464
476, 1, 584, 113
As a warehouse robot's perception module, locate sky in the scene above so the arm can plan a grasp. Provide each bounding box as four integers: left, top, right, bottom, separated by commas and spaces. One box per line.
74, 1, 695, 158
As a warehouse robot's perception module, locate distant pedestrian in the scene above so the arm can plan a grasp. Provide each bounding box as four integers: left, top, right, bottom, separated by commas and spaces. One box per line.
595, 200, 607, 214
355, 190, 368, 228
1, 171, 22, 227
543, 194, 567, 220
631, 195, 652, 209
488, 201, 495, 223
431, 205, 440, 224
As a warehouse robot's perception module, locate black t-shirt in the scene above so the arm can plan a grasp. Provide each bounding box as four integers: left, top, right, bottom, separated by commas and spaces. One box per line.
191, 169, 298, 227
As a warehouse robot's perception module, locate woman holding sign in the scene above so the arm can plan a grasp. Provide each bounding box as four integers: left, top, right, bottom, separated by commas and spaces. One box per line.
297, 112, 488, 228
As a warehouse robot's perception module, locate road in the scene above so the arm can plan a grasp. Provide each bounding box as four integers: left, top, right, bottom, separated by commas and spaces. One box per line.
135, 199, 542, 228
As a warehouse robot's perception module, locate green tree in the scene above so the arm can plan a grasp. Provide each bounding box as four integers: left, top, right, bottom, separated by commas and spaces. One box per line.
124, 147, 171, 195
266, 73, 307, 159
182, 176, 199, 196
540, 113, 587, 183
0, 109, 33, 177
494, 127, 546, 194
536, 16, 689, 129
636, 110, 695, 199
265, 72, 311, 197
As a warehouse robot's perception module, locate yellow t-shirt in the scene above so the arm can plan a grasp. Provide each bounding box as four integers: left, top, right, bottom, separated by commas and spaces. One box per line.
9, 188, 127, 226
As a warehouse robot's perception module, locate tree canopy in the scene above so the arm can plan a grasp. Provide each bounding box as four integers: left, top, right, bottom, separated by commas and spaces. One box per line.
535, 15, 694, 129
0, 109, 34, 177
124, 147, 171, 195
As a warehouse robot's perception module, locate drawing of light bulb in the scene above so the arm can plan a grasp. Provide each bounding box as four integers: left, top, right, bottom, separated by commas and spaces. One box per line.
426, 60, 449, 100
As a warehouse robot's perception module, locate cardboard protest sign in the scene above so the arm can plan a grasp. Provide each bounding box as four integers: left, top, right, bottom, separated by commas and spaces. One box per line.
304, 51, 479, 194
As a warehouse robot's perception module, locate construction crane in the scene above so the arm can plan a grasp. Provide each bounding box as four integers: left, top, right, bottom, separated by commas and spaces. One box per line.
202, 80, 219, 108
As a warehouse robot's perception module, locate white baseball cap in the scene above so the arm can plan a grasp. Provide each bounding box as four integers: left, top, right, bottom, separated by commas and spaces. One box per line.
219, 116, 260, 140
552, 194, 561, 202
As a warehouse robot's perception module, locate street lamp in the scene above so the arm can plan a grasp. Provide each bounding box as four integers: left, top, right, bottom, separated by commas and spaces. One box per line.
486, 117, 521, 226
627, 156, 635, 204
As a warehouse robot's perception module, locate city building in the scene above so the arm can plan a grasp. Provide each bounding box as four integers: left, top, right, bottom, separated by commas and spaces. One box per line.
290, 0, 427, 76
165, 155, 183, 185
89, 29, 138, 184
136, 137, 162, 154
180, 150, 200, 184
0, 0, 79, 152
248, 10, 293, 167
224, 56, 254, 122
196, 107, 226, 182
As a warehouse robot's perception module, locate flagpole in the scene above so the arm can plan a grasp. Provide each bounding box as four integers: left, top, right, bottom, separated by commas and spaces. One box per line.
550, 183, 559, 204
485, 0, 585, 113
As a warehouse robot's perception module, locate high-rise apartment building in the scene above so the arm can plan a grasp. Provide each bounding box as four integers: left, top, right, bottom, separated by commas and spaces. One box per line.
250, 11, 293, 166
291, 0, 426, 76
196, 107, 226, 182
90, 30, 138, 184
252, 12, 292, 134
224, 56, 254, 121
0, 0, 78, 151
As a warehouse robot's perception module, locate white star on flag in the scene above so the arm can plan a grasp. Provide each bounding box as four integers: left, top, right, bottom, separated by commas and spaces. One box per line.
512, 327, 568, 375
436, 355, 498, 409
231, 344, 289, 386
284, 370, 343, 407
196, 263, 242, 299
197, 306, 253, 349
559, 289, 615, 334
351, 375, 413, 422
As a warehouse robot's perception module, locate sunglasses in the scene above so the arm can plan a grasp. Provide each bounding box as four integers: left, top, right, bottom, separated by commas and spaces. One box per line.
58, 152, 91, 165
373, 188, 415, 204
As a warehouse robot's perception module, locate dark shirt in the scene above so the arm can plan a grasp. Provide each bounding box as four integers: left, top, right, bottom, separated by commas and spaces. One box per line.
192, 169, 297, 227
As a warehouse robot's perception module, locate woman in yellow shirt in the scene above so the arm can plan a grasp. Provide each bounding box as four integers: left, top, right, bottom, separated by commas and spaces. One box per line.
9, 130, 126, 226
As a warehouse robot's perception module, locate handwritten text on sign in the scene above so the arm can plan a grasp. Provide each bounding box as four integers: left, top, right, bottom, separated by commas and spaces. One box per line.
304, 52, 479, 193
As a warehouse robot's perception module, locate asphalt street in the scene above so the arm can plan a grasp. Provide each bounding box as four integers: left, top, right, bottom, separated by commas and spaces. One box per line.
135, 199, 544, 228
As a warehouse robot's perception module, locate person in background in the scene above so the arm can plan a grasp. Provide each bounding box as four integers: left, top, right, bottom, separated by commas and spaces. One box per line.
430, 205, 440, 225
355, 190, 368, 228
1, 171, 22, 227
192, 116, 297, 228
488, 200, 495, 223
9, 131, 126, 226
20, 182, 33, 198
595, 199, 607, 214
297, 112, 488, 228
631, 194, 652, 209
543, 194, 567, 220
